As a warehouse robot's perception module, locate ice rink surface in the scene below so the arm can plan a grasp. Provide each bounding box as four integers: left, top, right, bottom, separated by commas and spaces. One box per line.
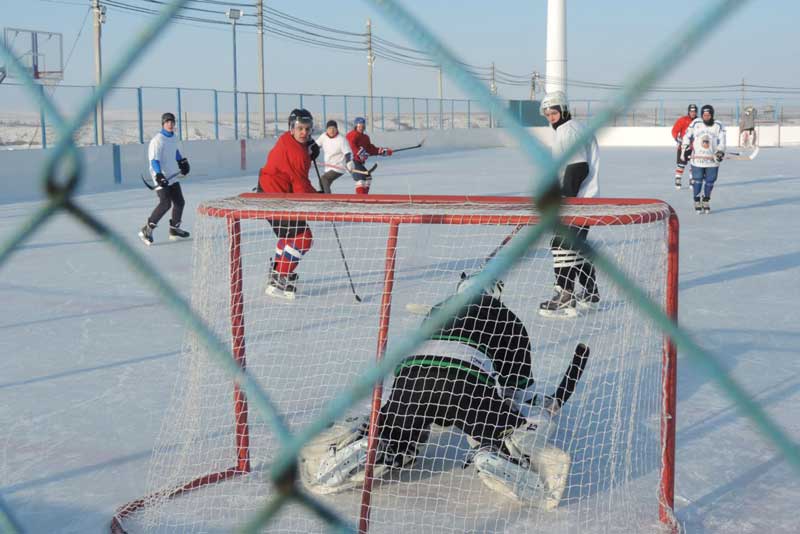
1, 145, 798, 533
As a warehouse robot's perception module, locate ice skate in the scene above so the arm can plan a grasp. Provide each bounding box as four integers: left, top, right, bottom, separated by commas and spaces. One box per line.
702, 197, 711, 214
265, 269, 298, 300
538, 286, 577, 318
138, 222, 156, 246
674, 177, 681, 190
575, 287, 601, 310
168, 220, 190, 241
694, 199, 703, 214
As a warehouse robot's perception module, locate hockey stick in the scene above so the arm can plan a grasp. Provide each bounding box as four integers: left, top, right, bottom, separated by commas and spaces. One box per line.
322, 162, 378, 176
392, 137, 426, 153
530, 343, 591, 415
313, 160, 362, 302
140, 171, 182, 191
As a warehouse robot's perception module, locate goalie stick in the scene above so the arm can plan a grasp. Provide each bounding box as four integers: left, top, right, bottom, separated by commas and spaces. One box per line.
322, 162, 378, 176
541, 343, 591, 412
140, 171, 182, 191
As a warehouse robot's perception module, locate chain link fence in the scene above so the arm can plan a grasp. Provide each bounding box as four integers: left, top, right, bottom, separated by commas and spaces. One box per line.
1, 0, 798, 532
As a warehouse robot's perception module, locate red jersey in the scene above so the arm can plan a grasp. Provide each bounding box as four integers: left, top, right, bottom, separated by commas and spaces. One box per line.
671, 116, 693, 143
346, 129, 382, 163
258, 132, 317, 194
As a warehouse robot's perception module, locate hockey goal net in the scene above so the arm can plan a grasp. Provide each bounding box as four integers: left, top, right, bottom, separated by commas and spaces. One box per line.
112, 194, 678, 533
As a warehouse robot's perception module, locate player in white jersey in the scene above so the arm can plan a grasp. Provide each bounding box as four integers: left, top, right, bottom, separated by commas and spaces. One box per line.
681, 104, 726, 214
538, 91, 601, 318
139, 112, 191, 245
315, 120, 354, 193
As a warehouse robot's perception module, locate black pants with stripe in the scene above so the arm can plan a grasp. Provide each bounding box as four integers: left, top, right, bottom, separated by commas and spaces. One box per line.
377, 360, 525, 456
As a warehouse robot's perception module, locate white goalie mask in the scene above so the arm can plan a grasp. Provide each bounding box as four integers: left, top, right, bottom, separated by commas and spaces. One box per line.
456, 271, 504, 299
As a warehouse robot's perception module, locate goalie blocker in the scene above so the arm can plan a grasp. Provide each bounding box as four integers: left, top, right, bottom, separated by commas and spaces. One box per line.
300, 275, 589, 510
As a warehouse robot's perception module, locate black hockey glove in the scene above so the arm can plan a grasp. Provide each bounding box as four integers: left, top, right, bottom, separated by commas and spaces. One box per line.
681, 146, 692, 163
155, 172, 168, 187
307, 139, 320, 161
714, 151, 725, 163
178, 157, 190, 176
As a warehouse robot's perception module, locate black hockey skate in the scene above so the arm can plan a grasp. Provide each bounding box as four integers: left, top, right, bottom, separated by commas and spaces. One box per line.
266, 269, 298, 300
169, 220, 190, 240
538, 286, 577, 318
702, 197, 711, 214
694, 199, 703, 214
138, 222, 156, 246
674, 177, 681, 190
575, 287, 601, 310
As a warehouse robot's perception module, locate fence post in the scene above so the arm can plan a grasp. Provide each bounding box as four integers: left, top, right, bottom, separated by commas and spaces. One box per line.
322, 95, 327, 126
412, 98, 416, 130
396, 97, 400, 131
344, 96, 349, 129
439, 98, 443, 130
92, 86, 98, 146
176, 87, 183, 140
426, 99, 430, 129
245, 93, 250, 139
234, 90, 239, 140
137, 87, 144, 144
467, 100, 471, 129
381, 96, 385, 131
213, 90, 219, 140
39, 85, 48, 149
299, 93, 304, 109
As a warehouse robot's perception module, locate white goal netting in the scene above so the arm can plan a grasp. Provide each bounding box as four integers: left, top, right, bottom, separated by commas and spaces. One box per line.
117, 194, 677, 534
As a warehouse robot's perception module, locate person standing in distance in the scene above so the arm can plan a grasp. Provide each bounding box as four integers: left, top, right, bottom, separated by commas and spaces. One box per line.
345, 117, 393, 194
257, 108, 319, 299
681, 104, 726, 214
139, 112, 191, 245
315, 120, 354, 194
671, 104, 697, 189
738, 105, 757, 148
538, 91, 601, 318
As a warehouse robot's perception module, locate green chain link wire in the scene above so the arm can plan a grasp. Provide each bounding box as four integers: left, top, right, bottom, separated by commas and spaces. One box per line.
2, 0, 796, 532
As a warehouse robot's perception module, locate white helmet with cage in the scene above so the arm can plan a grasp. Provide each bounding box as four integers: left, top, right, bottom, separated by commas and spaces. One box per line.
540, 91, 570, 118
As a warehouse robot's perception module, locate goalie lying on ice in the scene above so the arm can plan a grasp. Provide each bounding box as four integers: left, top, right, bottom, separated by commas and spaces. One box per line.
300, 275, 572, 510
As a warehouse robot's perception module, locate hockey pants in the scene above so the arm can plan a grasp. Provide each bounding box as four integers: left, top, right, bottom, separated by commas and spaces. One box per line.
148, 183, 185, 227
377, 361, 526, 457
551, 227, 597, 294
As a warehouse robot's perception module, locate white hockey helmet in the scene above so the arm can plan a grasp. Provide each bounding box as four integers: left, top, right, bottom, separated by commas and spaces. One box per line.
540, 91, 569, 117
456, 271, 504, 299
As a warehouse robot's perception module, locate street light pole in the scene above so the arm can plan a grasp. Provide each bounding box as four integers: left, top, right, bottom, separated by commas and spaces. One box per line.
227, 8, 242, 140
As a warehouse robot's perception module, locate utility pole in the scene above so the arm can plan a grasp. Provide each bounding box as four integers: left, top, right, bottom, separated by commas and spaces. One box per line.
530, 71, 540, 100
438, 65, 443, 128
366, 18, 375, 132
257, 1, 266, 138
92, 0, 106, 145
227, 9, 242, 139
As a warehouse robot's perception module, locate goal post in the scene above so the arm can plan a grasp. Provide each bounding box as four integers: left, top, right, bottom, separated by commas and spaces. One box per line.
112, 194, 678, 533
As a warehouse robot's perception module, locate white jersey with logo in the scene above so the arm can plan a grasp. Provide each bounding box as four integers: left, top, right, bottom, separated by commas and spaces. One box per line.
148, 130, 182, 187
315, 132, 353, 170
682, 119, 726, 168
551, 119, 600, 198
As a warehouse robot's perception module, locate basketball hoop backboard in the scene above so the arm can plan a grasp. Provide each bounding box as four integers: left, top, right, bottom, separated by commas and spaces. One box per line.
2, 27, 63, 83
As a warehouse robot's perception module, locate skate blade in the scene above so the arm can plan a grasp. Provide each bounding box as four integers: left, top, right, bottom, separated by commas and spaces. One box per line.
575, 300, 600, 311
538, 307, 579, 319
265, 285, 296, 300
168, 235, 191, 241
138, 232, 153, 246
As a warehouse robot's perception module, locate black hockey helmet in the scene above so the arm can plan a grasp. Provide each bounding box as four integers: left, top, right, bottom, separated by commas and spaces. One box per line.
326, 119, 338, 129
687, 104, 698, 114
288, 108, 314, 130
161, 112, 176, 124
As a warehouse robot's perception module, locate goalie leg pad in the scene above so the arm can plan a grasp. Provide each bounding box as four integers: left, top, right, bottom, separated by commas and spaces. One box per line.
299, 415, 369, 494
473, 446, 570, 511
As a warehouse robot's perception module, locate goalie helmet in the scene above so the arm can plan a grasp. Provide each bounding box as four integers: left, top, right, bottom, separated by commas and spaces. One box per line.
288, 108, 314, 131
540, 91, 569, 118
456, 271, 504, 299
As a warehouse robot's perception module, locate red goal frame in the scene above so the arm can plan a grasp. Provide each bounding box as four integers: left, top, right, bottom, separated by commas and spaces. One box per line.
111, 194, 679, 533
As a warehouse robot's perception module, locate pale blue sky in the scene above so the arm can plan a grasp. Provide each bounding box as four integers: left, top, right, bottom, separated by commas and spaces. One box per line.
1, 0, 798, 102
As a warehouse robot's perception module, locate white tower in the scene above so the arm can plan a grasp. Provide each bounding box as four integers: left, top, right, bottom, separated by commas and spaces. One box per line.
545, 0, 567, 95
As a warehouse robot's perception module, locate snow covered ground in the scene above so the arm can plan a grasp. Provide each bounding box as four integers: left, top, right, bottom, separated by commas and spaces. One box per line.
0, 145, 798, 533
